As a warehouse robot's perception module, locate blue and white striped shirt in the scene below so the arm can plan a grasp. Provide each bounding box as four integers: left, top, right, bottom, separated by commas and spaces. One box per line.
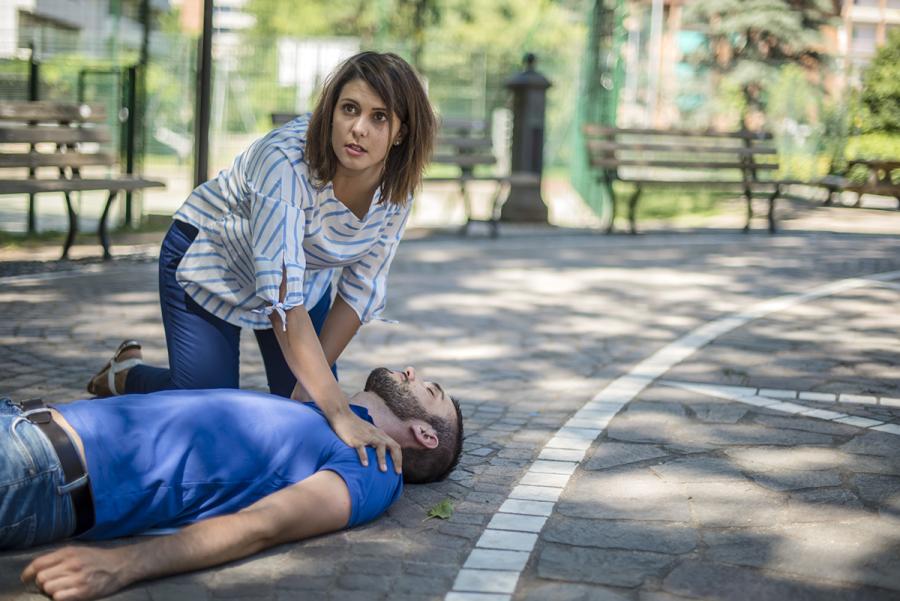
172, 114, 411, 329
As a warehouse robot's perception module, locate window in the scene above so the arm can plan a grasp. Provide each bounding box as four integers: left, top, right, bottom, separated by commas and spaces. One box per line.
851, 23, 878, 53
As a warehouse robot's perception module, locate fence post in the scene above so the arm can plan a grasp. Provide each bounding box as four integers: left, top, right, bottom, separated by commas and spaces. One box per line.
27, 45, 40, 234
124, 65, 138, 227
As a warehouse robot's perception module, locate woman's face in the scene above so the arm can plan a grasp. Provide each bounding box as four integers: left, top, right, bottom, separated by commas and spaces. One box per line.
330, 78, 402, 180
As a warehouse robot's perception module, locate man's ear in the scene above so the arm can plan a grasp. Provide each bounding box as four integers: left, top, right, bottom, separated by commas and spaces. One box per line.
410, 421, 439, 449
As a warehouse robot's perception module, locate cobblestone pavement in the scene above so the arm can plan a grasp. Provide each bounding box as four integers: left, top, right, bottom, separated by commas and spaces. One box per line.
1, 216, 899, 601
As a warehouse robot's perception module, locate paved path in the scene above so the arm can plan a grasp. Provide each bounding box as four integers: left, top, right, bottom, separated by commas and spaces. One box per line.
1, 217, 899, 601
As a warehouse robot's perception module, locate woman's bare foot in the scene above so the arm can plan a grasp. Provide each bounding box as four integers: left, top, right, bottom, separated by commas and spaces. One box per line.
86, 341, 143, 397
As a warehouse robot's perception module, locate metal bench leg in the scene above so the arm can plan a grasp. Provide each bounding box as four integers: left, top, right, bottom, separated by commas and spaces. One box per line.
458, 180, 470, 236
604, 180, 617, 234
61, 192, 78, 260
767, 184, 779, 234
627, 186, 641, 235
98, 189, 118, 260
488, 181, 506, 239
742, 187, 753, 233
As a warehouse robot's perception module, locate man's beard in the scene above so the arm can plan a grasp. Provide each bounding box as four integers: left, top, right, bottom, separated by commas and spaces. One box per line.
364, 367, 429, 422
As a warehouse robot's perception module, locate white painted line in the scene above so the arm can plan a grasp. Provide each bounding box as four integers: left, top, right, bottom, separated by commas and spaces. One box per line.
446, 269, 900, 600
557, 426, 603, 439
801, 409, 847, 420
759, 388, 797, 399
767, 401, 810, 415
537, 448, 585, 462
520, 471, 570, 488
662, 380, 900, 436
735, 394, 781, 408
880, 397, 900, 409
446, 593, 511, 601
834, 416, 884, 428
487, 513, 547, 533
799, 391, 837, 402
839, 394, 879, 405
529, 460, 578, 475
509, 485, 563, 503
476, 530, 539, 552
566, 418, 612, 429
453, 569, 519, 594
464, 548, 532, 571
544, 435, 593, 451
498, 499, 555, 517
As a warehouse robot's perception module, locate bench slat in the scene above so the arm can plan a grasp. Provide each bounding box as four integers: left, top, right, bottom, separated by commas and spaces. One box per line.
613, 178, 783, 186
583, 124, 773, 140
0, 102, 107, 123
432, 154, 497, 167
592, 159, 777, 170
586, 141, 777, 155
439, 117, 487, 131
844, 184, 900, 195
0, 126, 111, 144
0, 152, 117, 169
426, 173, 539, 184
0, 176, 165, 195
436, 136, 494, 149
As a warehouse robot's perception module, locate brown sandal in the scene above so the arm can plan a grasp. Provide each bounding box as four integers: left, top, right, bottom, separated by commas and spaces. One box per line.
86, 340, 143, 397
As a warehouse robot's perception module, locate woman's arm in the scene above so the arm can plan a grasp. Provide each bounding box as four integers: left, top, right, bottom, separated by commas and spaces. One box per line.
21, 472, 351, 601
318, 294, 361, 366
289, 295, 360, 402
270, 271, 401, 473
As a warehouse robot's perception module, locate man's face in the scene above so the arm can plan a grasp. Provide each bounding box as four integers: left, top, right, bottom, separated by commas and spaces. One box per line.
364, 366, 455, 425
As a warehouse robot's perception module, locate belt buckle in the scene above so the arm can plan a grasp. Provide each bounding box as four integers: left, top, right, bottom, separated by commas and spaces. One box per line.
28, 410, 52, 424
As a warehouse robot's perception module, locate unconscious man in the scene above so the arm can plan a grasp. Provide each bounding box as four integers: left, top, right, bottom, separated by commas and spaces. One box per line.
1, 366, 462, 601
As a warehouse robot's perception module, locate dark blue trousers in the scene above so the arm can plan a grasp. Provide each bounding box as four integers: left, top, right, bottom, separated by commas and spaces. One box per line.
125, 220, 334, 398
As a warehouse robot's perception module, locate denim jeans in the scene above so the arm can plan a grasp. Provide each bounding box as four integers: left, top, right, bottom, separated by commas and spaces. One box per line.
0, 399, 76, 549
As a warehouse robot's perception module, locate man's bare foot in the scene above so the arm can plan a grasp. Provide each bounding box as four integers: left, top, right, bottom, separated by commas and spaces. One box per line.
86, 341, 143, 397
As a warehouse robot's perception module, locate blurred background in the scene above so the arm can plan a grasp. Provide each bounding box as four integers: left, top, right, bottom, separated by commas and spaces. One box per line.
0, 0, 898, 235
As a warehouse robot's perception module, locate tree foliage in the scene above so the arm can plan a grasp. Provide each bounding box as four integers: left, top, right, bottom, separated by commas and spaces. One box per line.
684, 0, 836, 123
858, 29, 900, 133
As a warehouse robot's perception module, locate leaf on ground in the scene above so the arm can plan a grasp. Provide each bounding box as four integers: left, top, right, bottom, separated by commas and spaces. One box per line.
424, 499, 454, 521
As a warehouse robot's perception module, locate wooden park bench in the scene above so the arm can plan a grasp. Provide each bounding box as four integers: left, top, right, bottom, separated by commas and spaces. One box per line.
0, 101, 165, 259
424, 117, 538, 237
583, 125, 798, 234
821, 159, 900, 209
271, 113, 537, 237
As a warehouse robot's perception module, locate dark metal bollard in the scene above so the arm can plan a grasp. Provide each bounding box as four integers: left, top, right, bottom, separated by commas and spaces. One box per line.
500, 53, 551, 223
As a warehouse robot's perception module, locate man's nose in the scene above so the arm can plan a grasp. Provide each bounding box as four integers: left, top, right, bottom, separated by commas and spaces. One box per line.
404, 366, 416, 381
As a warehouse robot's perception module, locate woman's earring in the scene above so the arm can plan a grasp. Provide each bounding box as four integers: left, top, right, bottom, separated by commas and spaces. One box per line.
393, 140, 401, 146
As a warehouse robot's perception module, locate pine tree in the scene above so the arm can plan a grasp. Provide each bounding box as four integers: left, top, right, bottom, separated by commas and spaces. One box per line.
684, 0, 836, 127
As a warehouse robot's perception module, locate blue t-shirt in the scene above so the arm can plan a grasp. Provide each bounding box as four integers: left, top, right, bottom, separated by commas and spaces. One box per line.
55, 389, 403, 540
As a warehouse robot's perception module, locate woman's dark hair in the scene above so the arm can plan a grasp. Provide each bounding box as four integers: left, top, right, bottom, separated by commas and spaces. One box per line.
306, 51, 436, 206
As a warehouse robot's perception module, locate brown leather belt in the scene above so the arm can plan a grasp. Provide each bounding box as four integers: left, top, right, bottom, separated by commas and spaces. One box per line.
20, 399, 95, 536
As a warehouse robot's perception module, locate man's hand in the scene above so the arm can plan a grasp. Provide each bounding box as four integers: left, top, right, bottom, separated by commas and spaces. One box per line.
330, 410, 403, 474
21, 546, 130, 601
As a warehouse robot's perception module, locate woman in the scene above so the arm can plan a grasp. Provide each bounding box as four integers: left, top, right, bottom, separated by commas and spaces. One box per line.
87, 51, 436, 473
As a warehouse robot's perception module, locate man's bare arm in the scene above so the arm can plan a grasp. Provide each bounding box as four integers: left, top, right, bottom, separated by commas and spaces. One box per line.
21, 471, 351, 601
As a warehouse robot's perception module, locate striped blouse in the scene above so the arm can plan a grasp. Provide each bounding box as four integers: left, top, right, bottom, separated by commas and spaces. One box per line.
172, 114, 411, 330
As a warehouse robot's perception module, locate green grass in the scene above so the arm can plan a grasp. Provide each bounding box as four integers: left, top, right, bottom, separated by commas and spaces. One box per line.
612, 183, 725, 221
